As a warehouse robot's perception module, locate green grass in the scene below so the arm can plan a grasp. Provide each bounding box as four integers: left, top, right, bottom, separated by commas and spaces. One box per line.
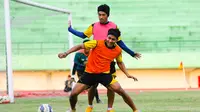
0, 91, 200, 112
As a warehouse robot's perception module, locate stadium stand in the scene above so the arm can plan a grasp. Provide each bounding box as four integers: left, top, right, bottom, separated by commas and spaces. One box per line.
0, 0, 200, 70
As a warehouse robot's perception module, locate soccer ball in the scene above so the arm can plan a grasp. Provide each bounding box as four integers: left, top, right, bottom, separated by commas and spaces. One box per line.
3, 96, 10, 103
38, 104, 53, 112
0, 96, 10, 104
0, 96, 4, 103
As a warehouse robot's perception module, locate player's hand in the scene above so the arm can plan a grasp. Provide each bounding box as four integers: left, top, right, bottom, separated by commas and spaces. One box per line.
58, 52, 67, 59
127, 75, 138, 81
133, 53, 141, 60
68, 20, 71, 28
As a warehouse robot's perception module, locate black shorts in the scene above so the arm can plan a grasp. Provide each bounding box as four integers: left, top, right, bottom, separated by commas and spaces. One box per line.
77, 72, 113, 87
77, 70, 84, 78
110, 61, 116, 74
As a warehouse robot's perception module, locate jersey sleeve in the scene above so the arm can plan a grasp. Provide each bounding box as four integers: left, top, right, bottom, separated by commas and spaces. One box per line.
116, 52, 123, 63
84, 40, 97, 49
83, 24, 93, 38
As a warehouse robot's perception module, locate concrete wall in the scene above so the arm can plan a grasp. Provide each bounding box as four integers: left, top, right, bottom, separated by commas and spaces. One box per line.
1, 69, 200, 91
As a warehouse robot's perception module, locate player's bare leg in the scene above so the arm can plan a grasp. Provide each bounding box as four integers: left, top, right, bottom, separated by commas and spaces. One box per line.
107, 89, 115, 111
88, 85, 96, 105
107, 82, 138, 112
86, 83, 102, 112
68, 83, 88, 111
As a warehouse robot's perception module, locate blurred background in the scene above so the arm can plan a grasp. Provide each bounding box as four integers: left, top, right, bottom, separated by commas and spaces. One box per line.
1, 0, 200, 93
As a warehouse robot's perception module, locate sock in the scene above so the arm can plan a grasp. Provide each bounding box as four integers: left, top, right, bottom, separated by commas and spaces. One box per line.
107, 108, 113, 110
88, 105, 93, 108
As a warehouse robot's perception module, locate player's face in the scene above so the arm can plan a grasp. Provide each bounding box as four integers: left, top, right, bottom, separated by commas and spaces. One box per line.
98, 11, 108, 24
106, 35, 117, 47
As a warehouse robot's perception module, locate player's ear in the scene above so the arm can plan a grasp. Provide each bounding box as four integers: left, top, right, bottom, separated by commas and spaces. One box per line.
115, 37, 118, 42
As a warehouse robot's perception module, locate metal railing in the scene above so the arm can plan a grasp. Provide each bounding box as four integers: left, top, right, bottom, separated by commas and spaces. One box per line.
0, 40, 200, 55
127, 40, 200, 52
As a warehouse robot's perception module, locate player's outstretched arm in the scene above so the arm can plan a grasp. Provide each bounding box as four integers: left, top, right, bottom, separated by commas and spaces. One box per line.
117, 61, 138, 81
58, 44, 85, 58
117, 40, 141, 59
68, 21, 87, 39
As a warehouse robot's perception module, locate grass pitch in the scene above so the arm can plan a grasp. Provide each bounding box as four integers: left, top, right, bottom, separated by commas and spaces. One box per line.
0, 91, 200, 112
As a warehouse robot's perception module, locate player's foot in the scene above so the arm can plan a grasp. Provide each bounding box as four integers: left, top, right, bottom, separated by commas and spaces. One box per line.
66, 109, 76, 112
134, 110, 140, 112
96, 99, 103, 103
107, 109, 115, 112
85, 106, 93, 112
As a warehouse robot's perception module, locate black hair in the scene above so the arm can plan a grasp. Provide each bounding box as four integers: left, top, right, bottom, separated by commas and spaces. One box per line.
97, 4, 110, 16
107, 28, 121, 40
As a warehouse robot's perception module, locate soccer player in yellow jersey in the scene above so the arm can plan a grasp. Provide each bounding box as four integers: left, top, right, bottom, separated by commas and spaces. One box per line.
59, 29, 139, 112
68, 4, 141, 112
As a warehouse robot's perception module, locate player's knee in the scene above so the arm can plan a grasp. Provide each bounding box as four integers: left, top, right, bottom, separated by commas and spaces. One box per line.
111, 85, 121, 91
70, 91, 79, 97
114, 88, 124, 96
